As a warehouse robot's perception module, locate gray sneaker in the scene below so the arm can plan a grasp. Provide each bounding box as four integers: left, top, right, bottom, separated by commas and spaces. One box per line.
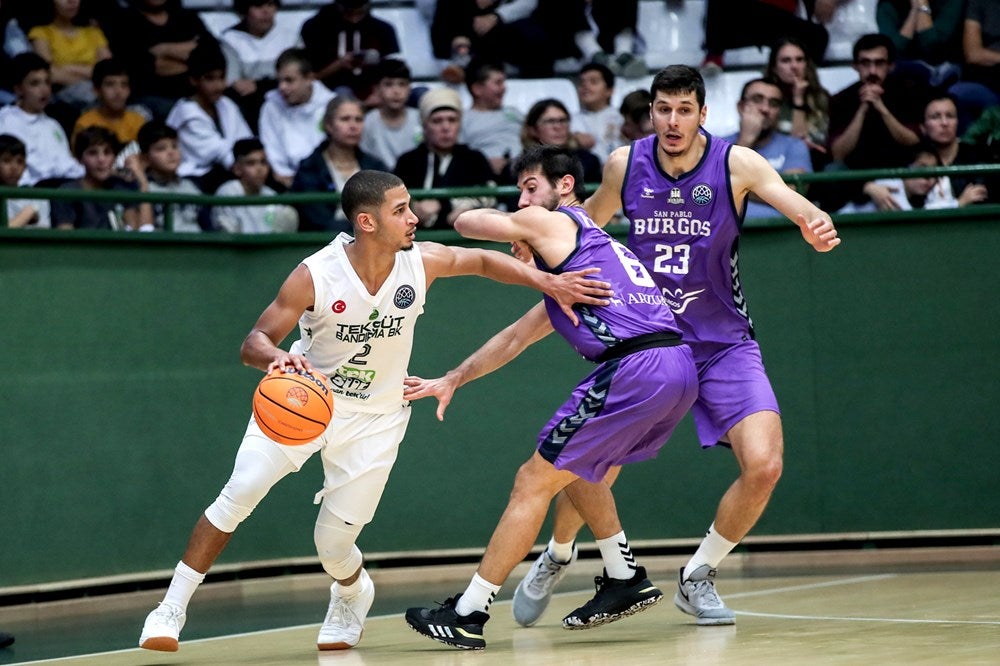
512, 546, 578, 626
673, 565, 736, 625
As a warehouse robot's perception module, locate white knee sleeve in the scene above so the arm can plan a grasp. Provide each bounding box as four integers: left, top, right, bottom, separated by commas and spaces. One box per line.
314, 510, 364, 579
204, 441, 296, 533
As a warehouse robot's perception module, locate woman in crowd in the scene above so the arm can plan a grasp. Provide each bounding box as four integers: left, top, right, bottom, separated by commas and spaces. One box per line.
764, 36, 831, 170
517, 98, 601, 185
29, 0, 111, 107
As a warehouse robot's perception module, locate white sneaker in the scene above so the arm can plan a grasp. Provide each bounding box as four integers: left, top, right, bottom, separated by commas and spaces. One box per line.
512, 545, 578, 627
139, 602, 186, 651
317, 569, 375, 650
673, 565, 736, 625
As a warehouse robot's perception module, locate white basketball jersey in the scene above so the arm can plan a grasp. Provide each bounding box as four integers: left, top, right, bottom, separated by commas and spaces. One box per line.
289, 233, 427, 413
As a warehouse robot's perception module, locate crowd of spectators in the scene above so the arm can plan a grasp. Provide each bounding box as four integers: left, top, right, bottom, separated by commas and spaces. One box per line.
0, 0, 996, 232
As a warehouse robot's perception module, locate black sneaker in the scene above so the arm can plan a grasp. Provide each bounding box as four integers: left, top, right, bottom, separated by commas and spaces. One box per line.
405, 595, 489, 650
562, 566, 663, 629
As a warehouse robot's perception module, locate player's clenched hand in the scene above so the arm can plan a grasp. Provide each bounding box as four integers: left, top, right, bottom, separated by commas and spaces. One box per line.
547, 267, 612, 326
267, 353, 314, 375
798, 214, 841, 252
510, 240, 532, 264
403, 374, 458, 421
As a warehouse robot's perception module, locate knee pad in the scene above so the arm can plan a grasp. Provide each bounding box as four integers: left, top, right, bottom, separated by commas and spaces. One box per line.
204, 444, 294, 533
314, 511, 364, 580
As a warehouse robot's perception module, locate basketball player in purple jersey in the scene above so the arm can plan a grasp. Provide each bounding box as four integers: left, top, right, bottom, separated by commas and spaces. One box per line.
403, 146, 699, 649
511, 64, 841, 628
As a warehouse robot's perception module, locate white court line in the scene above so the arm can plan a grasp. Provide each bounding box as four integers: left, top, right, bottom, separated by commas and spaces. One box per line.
735, 610, 1000, 626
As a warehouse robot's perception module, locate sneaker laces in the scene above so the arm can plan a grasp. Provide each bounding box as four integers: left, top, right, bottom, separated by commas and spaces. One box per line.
690, 579, 726, 609
152, 603, 184, 627
524, 556, 564, 596
323, 593, 359, 629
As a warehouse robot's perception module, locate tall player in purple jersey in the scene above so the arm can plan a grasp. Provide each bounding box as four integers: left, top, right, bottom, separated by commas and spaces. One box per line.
511, 65, 841, 628
403, 146, 699, 650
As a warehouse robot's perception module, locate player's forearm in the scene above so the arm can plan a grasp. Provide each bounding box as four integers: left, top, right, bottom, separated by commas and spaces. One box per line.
477, 250, 556, 296
448, 304, 551, 388
240, 330, 284, 372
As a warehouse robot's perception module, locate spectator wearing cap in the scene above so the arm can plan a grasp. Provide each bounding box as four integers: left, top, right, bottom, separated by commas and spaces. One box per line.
300, 0, 400, 104
394, 86, 496, 229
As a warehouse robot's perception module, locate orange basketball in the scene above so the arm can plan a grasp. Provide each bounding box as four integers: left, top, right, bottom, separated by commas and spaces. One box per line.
252, 368, 334, 445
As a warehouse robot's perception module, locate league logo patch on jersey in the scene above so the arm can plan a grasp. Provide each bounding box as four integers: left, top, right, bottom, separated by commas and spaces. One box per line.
667, 187, 685, 204
394, 285, 416, 309
692, 183, 713, 205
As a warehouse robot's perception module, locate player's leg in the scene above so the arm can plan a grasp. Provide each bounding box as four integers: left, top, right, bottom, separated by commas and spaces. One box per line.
406, 451, 579, 649
314, 408, 408, 650
140, 424, 312, 651
511, 466, 621, 627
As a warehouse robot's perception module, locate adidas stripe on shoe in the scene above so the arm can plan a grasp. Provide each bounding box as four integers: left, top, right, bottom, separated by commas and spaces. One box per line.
405, 594, 489, 650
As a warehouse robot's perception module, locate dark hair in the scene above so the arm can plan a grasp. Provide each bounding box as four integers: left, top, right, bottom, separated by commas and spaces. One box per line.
650, 65, 705, 107
853, 33, 896, 63
738, 77, 783, 102
275, 47, 313, 76
11, 52, 50, 86
375, 57, 411, 82
187, 40, 227, 79
92, 58, 129, 87
579, 62, 615, 90
234, 0, 279, 16
525, 98, 570, 128
511, 145, 587, 202
138, 119, 178, 153
464, 59, 504, 95
73, 126, 119, 160
233, 137, 265, 160
0, 134, 27, 158
619, 89, 651, 123
341, 170, 405, 224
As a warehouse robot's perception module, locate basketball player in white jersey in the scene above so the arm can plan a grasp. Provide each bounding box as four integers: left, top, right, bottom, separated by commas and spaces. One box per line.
138, 170, 612, 653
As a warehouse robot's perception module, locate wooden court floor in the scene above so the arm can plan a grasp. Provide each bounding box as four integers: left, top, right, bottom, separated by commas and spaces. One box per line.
3, 554, 999, 666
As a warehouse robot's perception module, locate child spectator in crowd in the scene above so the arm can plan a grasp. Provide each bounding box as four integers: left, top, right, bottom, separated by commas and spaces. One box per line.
461, 59, 523, 178
0, 52, 83, 185
213, 137, 297, 233
0, 134, 51, 227
72, 59, 149, 146
360, 58, 422, 170
52, 126, 152, 230
617, 88, 652, 143
166, 40, 252, 193
220, 0, 300, 131
258, 48, 335, 189
29, 0, 112, 108
571, 62, 620, 164
127, 119, 207, 231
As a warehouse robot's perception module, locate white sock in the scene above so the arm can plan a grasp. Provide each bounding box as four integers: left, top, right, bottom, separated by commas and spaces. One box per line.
335, 568, 368, 598
683, 523, 738, 580
162, 560, 206, 611
455, 573, 501, 616
547, 537, 575, 564
596, 531, 636, 580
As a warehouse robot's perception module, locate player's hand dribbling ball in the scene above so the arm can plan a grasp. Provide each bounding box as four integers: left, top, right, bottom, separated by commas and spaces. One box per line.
252, 368, 334, 445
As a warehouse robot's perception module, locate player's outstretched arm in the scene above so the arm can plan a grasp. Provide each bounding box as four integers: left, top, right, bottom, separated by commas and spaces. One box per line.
241, 264, 316, 373
404, 303, 553, 420
583, 146, 629, 227
419, 240, 611, 326
732, 146, 842, 252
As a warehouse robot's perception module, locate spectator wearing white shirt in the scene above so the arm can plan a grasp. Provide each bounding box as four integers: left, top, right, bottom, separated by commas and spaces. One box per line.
571, 62, 621, 164
166, 41, 252, 192
460, 59, 523, 178
360, 58, 421, 170
0, 133, 50, 227
213, 138, 298, 233
259, 49, 335, 188
0, 52, 83, 186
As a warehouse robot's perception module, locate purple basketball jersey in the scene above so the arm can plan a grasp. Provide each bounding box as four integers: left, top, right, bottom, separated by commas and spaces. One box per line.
538, 206, 682, 362
622, 132, 755, 359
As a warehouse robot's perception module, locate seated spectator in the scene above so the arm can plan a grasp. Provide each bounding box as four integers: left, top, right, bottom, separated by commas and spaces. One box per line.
919, 92, 995, 204
220, 0, 300, 132
360, 58, 422, 170
259, 48, 335, 188
571, 62, 620, 164
876, 0, 964, 89
701, 0, 831, 73
72, 59, 148, 147
105, 0, 213, 119
0, 52, 83, 185
764, 36, 831, 170
0, 133, 51, 227
52, 126, 152, 230
724, 77, 812, 220
518, 98, 601, 185
300, 0, 400, 104
850, 146, 977, 211
962, 103, 1000, 160
617, 88, 652, 144
166, 41, 253, 193
213, 138, 298, 233
948, 0, 1000, 132
394, 87, 495, 228
127, 119, 207, 231
461, 60, 523, 178
290, 96, 387, 232
28, 0, 111, 108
